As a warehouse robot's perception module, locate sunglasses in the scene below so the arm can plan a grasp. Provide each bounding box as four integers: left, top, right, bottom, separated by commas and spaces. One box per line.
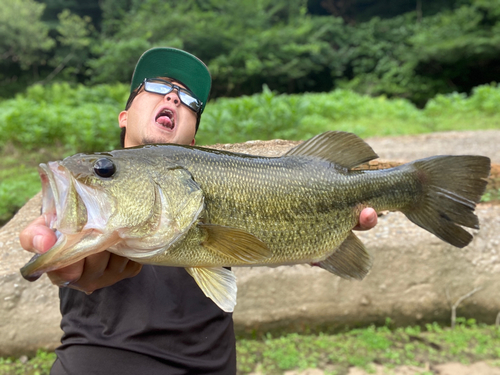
139, 78, 203, 113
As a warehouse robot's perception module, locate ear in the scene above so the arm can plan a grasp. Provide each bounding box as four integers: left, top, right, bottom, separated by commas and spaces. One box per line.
118, 111, 128, 129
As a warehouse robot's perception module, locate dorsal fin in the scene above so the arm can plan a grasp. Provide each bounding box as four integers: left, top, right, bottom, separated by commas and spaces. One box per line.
285, 131, 378, 169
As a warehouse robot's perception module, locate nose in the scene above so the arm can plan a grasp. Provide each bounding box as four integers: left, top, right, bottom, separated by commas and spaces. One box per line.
164, 89, 180, 106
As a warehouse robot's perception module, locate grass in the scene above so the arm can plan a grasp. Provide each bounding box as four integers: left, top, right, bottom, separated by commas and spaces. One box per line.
0, 350, 56, 375
235, 319, 500, 374
1, 320, 499, 374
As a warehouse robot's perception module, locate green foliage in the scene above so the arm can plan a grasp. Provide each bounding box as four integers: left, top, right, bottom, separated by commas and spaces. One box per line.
0, 0, 54, 69
82, 0, 498, 104
45, 9, 96, 82
0, 350, 56, 375
4, 0, 500, 106
0, 82, 128, 153
196, 83, 500, 145
236, 322, 500, 374
1, 323, 500, 374
88, 38, 156, 85
0, 0, 55, 96
1, 81, 499, 154
208, 16, 344, 96
0, 162, 40, 225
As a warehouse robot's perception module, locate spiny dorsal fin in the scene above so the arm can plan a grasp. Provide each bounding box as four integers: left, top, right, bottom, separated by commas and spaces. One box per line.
316, 231, 373, 280
185, 267, 237, 312
285, 131, 378, 169
199, 223, 271, 263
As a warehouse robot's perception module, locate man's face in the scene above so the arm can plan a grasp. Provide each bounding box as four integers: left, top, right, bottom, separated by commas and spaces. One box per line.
119, 79, 197, 147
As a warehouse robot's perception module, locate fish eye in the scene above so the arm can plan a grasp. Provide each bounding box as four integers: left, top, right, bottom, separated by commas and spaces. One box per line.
93, 158, 116, 178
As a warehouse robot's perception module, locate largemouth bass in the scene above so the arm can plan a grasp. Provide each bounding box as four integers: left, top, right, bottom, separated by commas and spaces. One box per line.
20, 131, 491, 312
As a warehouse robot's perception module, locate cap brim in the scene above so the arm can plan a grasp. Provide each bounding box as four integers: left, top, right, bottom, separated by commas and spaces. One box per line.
130, 48, 211, 113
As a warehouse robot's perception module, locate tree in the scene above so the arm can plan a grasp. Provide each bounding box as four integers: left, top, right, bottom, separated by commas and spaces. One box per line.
0, 0, 54, 95
41, 9, 95, 83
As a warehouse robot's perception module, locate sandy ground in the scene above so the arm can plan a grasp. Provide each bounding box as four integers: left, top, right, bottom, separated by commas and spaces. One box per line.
273, 360, 500, 374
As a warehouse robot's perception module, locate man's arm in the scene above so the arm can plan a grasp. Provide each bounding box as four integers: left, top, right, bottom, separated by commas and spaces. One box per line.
20, 209, 377, 293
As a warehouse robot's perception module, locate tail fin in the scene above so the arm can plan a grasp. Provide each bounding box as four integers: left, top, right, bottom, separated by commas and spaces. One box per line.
403, 155, 490, 248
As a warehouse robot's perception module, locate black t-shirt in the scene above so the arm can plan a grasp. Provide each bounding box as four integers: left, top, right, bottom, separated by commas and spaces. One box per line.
50, 265, 236, 374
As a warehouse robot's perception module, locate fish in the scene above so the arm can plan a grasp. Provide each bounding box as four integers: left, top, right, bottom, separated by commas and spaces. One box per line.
20, 131, 491, 312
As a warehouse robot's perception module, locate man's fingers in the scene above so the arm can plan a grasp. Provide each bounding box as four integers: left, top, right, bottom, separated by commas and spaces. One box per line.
48, 252, 143, 294
122, 261, 142, 279
106, 253, 137, 274
47, 260, 86, 287
19, 216, 57, 254
354, 208, 378, 231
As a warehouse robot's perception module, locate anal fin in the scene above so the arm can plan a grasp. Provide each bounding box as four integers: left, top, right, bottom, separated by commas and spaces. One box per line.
316, 231, 373, 280
186, 267, 237, 312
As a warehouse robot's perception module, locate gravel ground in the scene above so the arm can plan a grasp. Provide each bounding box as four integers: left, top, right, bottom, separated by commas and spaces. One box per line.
365, 130, 500, 164
213, 130, 500, 164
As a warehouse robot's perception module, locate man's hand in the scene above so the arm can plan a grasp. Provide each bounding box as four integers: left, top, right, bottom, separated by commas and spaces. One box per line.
354, 208, 378, 231
20, 216, 142, 294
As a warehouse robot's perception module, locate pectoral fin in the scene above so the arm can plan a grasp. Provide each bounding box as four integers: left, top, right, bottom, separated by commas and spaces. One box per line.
186, 266, 237, 312
315, 231, 372, 280
198, 223, 271, 263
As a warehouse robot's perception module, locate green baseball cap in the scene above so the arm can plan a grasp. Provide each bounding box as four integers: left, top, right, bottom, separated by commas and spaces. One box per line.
130, 47, 212, 113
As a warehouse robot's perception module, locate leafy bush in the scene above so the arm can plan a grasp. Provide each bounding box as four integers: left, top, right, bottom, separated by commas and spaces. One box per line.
0, 82, 128, 153
0, 158, 40, 225
1, 82, 499, 153
196, 83, 500, 145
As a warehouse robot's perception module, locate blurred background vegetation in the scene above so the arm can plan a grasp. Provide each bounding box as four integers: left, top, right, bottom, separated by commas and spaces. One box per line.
2, 0, 499, 103
1, 0, 499, 224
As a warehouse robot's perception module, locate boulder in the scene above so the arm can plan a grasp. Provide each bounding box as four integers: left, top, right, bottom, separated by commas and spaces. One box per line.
1, 131, 499, 356
0, 192, 62, 357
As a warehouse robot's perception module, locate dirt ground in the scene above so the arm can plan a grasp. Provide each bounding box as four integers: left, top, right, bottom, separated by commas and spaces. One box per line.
276, 360, 500, 374
247, 360, 500, 375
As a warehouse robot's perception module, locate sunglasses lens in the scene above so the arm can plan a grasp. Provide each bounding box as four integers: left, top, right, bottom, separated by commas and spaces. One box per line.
145, 81, 173, 95
179, 91, 201, 112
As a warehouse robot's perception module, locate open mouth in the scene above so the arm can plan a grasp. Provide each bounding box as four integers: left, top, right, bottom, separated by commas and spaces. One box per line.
155, 108, 175, 130
39, 162, 111, 234
39, 162, 68, 231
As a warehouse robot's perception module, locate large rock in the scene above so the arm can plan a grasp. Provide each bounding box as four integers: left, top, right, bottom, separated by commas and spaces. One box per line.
1, 131, 499, 356
0, 192, 62, 357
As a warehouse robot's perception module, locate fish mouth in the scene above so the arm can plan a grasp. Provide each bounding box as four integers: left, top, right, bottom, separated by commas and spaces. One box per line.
39, 162, 74, 232
38, 162, 112, 234
21, 162, 115, 281
155, 107, 176, 130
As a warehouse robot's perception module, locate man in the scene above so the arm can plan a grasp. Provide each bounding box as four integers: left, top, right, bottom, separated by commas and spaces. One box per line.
20, 47, 377, 374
